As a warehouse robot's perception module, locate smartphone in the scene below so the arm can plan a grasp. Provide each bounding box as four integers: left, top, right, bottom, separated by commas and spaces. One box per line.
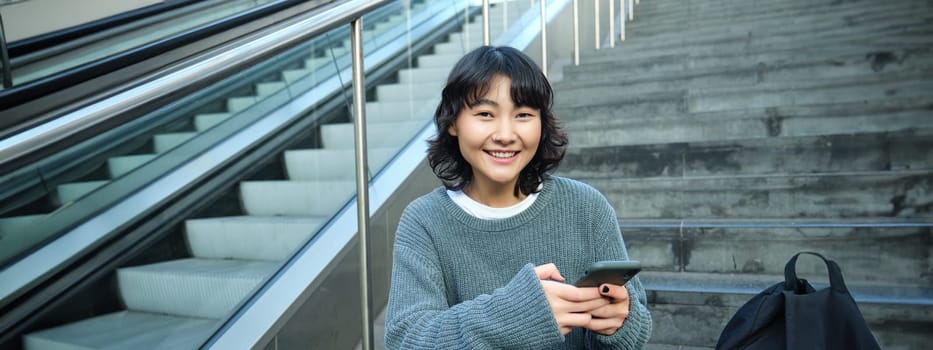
574, 260, 642, 287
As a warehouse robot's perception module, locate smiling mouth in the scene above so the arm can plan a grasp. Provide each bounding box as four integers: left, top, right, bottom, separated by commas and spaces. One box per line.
487, 151, 518, 159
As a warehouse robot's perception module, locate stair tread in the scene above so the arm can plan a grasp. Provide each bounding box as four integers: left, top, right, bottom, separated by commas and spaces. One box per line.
617, 217, 933, 227
24, 310, 216, 350
577, 168, 933, 182
186, 216, 328, 261
119, 257, 277, 277
640, 271, 933, 305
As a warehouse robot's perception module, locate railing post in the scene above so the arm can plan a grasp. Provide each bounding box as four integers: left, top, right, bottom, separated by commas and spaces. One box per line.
464, 2, 470, 49
503, 0, 508, 34
482, 0, 490, 45
608, 0, 614, 48
350, 16, 373, 350
572, 0, 579, 65
540, 0, 547, 77
0, 12, 12, 89
593, 0, 599, 50
619, 0, 626, 41
629, 0, 634, 21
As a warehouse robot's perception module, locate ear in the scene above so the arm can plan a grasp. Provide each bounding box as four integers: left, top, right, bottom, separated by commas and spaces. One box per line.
447, 124, 458, 137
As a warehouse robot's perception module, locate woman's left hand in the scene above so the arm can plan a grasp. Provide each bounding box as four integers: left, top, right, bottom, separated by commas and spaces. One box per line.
583, 283, 630, 336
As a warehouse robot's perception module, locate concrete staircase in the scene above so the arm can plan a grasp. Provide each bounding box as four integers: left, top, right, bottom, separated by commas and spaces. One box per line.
553, 0, 933, 348
18, 2, 535, 349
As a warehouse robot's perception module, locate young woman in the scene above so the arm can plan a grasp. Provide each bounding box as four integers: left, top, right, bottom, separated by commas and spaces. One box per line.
385, 46, 652, 349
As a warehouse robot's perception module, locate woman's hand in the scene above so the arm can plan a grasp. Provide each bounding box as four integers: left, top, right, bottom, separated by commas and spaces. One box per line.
584, 283, 631, 336
535, 264, 609, 335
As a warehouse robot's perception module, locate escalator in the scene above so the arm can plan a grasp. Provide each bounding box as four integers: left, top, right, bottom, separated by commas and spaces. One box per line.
1, 0, 541, 348
0, 0, 330, 133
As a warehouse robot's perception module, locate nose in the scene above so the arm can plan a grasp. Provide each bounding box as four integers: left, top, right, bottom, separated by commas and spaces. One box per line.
492, 118, 517, 144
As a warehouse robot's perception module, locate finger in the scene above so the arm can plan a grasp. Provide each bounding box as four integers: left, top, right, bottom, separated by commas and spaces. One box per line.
534, 263, 565, 282
574, 296, 612, 313
586, 317, 623, 335
587, 303, 629, 319
556, 312, 593, 328
599, 284, 631, 302
559, 285, 603, 302
544, 282, 602, 301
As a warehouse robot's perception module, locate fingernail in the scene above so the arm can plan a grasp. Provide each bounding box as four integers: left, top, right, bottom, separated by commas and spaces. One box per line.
601, 286, 609, 293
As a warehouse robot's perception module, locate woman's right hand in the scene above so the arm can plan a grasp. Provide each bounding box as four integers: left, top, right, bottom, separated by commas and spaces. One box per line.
534, 264, 610, 335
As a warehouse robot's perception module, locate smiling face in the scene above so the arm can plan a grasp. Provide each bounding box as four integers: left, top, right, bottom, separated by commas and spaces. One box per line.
448, 75, 542, 200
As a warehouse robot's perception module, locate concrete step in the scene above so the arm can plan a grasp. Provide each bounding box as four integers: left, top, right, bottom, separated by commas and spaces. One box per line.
585, 26, 933, 68
637, 0, 922, 24
117, 258, 277, 319
55, 180, 107, 205
559, 63, 933, 103
23, 311, 216, 350
562, 46, 933, 86
153, 132, 196, 153
577, 169, 933, 219
558, 96, 933, 146
284, 147, 400, 181
193, 112, 232, 132
282, 68, 314, 84
586, 8, 933, 60
621, 219, 932, 284
555, 70, 933, 115
226, 96, 258, 113
433, 40, 486, 56
686, 72, 933, 113
559, 129, 933, 178
570, 43, 932, 77
184, 216, 327, 261
374, 81, 443, 101
320, 120, 428, 149
416, 53, 463, 69
255, 81, 287, 97
641, 270, 933, 349
638, 0, 875, 15
632, 0, 929, 39
365, 98, 438, 122
396, 66, 451, 84
107, 154, 157, 178
239, 180, 356, 217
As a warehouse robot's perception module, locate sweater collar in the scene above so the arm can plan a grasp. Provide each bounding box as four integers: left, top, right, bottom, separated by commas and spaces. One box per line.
438, 176, 558, 232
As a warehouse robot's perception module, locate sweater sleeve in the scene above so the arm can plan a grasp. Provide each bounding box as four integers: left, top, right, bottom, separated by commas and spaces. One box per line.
584, 199, 653, 349
385, 212, 564, 349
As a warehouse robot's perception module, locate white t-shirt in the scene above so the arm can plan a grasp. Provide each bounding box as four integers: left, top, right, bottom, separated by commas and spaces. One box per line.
447, 189, 540, 220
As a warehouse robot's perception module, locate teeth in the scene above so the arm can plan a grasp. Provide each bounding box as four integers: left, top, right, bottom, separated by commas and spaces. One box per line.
490, 151, 516, 158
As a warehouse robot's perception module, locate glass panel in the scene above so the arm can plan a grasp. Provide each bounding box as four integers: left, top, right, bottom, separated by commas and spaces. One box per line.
5, 10, 384, 350
0, 29, 322, 270
4, 0, 280, 87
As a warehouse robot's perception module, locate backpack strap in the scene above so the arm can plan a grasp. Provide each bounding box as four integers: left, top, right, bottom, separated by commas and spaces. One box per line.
784, 251, 848, 293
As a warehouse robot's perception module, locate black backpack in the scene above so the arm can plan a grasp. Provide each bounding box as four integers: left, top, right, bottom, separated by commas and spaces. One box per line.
715, 252, 881, 350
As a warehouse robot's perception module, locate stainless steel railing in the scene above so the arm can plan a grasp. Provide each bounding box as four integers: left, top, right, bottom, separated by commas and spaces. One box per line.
0, 12, 11, 88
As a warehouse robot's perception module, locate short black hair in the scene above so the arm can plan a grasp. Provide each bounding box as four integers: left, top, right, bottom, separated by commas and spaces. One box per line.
427, 45, 568, 196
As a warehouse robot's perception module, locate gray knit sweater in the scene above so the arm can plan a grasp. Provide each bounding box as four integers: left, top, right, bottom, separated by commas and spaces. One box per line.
385, 176, 652, 349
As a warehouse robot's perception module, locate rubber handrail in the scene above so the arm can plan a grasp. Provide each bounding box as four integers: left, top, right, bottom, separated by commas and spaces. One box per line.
7, 0, 203, 57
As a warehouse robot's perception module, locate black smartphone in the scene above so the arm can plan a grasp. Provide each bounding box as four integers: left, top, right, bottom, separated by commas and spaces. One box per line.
574, 260, 642, 287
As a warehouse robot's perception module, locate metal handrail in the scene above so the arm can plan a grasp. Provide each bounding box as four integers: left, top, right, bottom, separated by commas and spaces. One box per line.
0, 11, 11, 88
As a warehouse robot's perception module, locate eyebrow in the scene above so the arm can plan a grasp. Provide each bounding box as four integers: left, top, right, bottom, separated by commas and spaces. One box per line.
468, 98, 498, 108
